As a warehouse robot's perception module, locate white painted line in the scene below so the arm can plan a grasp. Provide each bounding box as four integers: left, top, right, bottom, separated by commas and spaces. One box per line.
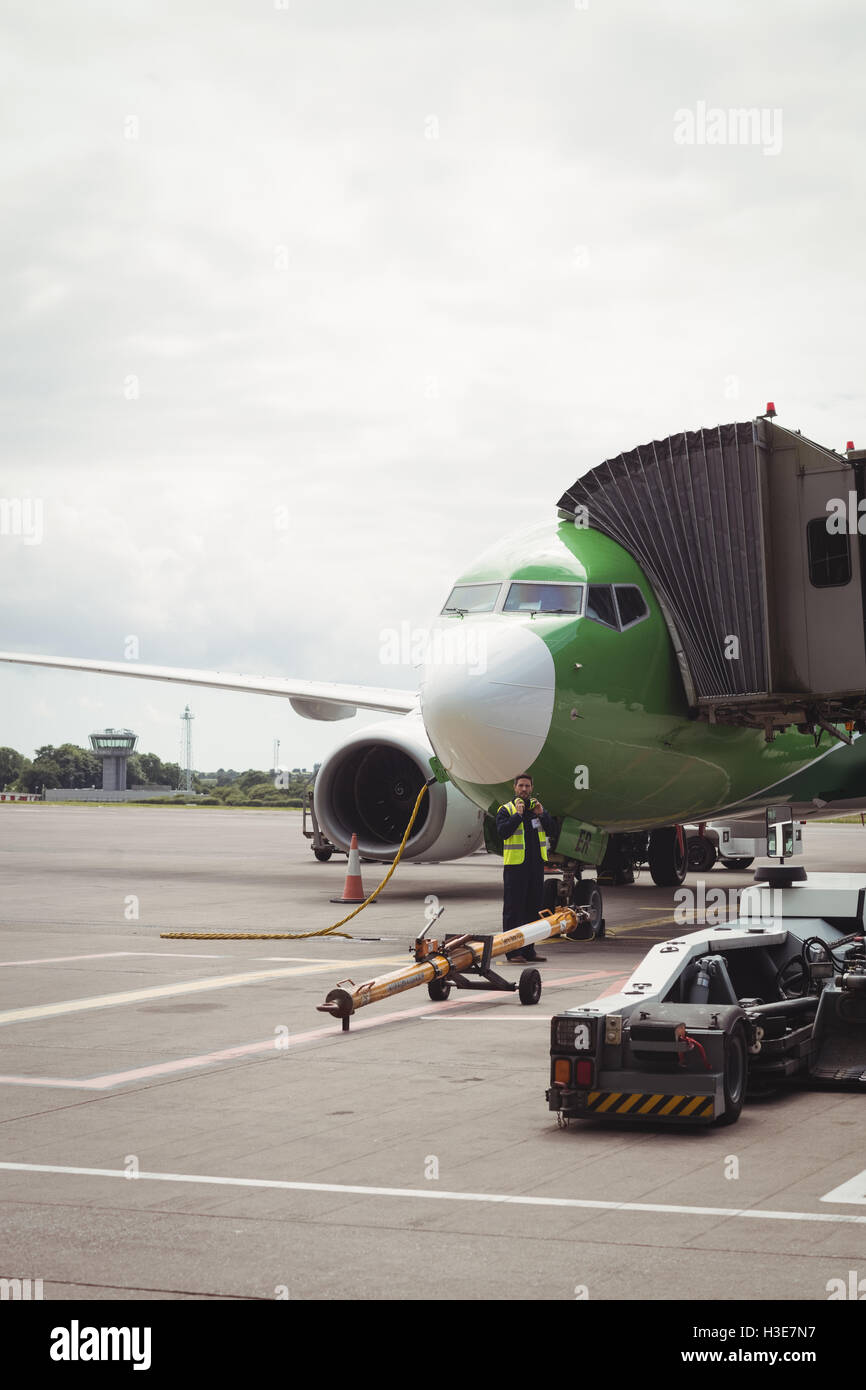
255, 956, 371, 963
0, 970, 636, 1090
422, 1013, 551, 1020
0, 951, 228, 968
0, 951, 399, 969
821, 1170, 866, 1205
0, 956, 406, 1027
2, 1161, 865, 1225
0, 952, 135, 968
117, 952, 228, 960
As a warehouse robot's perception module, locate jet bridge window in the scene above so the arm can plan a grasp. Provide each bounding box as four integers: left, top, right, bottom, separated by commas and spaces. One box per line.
441, 583, 501, 614
503, 582, 584, 614
807, 518, 851, 588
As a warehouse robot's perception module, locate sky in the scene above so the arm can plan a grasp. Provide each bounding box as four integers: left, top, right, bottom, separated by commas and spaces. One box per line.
2, 0, 864, 772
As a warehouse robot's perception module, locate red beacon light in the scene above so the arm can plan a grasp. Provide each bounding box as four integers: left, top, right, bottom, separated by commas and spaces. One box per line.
765, 401, 777, 417
847, 441, 855, 452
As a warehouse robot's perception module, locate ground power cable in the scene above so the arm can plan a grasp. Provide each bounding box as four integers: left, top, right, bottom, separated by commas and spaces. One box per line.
159, 780, 432, 941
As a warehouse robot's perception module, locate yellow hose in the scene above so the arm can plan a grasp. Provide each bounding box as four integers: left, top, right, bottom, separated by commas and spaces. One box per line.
160, 781, 431, 940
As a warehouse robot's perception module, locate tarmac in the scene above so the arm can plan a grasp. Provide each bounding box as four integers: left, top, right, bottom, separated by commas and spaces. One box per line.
1, 806, 865, 1302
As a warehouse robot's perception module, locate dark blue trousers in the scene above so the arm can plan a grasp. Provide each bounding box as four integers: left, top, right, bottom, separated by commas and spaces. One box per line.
503, 862, 544, 959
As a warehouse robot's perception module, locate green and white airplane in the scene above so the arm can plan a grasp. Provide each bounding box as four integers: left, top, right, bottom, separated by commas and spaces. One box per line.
4, 417, 866, 908
421, 515, 866, 885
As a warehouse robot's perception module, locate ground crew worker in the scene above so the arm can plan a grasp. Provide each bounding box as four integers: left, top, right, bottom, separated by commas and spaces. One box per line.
496, 773, 555, 963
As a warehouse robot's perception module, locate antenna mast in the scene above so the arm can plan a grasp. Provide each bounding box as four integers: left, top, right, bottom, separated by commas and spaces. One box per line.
180, 705, 195, 792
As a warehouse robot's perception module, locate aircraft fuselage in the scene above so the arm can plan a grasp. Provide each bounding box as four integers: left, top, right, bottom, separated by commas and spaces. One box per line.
420, 520, 866, 856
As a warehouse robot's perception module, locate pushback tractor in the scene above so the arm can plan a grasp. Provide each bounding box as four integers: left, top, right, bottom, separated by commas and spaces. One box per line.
547, 812, 866, 1126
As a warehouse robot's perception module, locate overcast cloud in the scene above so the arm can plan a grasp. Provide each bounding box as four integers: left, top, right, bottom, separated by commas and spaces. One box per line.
2, 0, 864, 771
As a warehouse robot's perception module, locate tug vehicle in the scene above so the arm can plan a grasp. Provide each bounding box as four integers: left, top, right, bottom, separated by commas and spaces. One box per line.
547, 829, 866, 1127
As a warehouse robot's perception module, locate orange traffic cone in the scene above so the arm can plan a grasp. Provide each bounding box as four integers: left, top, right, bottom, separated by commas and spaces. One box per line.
330, 833, 372, 904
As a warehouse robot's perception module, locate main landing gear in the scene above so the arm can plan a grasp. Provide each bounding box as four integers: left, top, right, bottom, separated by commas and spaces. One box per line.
595, 826, 689, 888
647, 825, 688, 887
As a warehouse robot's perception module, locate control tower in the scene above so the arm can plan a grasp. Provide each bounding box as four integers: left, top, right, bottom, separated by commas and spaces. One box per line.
89, 728, 138, 791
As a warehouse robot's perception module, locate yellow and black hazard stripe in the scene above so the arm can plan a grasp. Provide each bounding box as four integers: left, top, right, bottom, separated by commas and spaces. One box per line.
585, 1090, 715, 1120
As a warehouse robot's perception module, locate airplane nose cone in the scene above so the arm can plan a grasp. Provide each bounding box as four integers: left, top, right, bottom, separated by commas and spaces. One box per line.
419, 621, 556, 784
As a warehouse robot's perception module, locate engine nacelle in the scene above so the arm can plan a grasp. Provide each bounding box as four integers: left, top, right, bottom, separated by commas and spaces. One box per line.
313, 714, 485, 862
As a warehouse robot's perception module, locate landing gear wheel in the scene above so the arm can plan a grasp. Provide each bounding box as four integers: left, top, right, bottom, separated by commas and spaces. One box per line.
686, 834, 716, 873
542, 877, 562, 912
427, 978, 451, 1002
570, 880, 604, 939
313, 847, 333, 862
518, 968, 542, 1005
721, 857, 754, 871
715, 1023, 748, 1126
648, 827, 687, 887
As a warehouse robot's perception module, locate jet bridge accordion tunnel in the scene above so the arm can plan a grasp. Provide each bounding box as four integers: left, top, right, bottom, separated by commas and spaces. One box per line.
558, 417, 866, 736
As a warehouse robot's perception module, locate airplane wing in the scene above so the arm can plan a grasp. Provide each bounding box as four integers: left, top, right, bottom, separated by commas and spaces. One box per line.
0, 652, 418, 722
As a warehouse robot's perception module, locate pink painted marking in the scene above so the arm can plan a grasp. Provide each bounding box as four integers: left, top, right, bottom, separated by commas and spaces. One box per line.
596, 975, 630, 998
0, 969, 622, 1091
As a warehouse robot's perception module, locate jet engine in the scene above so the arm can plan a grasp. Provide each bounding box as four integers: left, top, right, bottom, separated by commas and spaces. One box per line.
313, 714, 485, 862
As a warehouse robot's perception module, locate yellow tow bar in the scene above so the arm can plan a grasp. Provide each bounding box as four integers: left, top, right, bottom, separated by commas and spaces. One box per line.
317, 905, 592, 1030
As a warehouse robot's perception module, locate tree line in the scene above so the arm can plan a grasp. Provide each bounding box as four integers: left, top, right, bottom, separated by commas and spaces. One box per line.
0, 745, 316, 805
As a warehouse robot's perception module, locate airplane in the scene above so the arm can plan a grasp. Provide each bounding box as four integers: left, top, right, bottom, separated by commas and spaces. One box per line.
5, 411, 866, 936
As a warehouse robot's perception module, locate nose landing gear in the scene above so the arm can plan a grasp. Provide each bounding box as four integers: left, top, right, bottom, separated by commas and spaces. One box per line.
542, 868, 604, 939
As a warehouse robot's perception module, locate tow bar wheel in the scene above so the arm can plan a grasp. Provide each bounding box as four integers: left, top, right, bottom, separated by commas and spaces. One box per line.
427, 978, 451, 1002
518, 967, 542, 1005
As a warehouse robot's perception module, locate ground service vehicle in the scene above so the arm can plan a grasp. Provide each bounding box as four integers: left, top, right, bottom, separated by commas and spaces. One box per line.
548, 866, 866, 1127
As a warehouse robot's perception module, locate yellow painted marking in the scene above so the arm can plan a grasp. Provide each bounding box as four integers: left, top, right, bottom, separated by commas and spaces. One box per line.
0, 956, 407, 1028
700, 1100, 715, 1118
680, 1095, 708, 1117
637, 1093, 664, 1114
596, 1091, 624, 1113
607, 916, 678, 937
588, 1091, 602, 1104
658, 1094, 686, 1115
615, 1092, 644, 1114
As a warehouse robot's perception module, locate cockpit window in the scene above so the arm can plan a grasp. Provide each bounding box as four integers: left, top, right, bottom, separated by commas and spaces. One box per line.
586, 584, 618, 628
441, 582, 501, 614
503, 582, 584, 614
586, 583, 649, 631
614, 585, 649, 628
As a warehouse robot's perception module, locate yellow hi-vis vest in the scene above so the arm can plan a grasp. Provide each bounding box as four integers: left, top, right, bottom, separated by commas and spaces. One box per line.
501, 800, 549, 867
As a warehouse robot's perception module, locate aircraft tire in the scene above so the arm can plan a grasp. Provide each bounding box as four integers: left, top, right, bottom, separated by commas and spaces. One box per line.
571, 879, 603, 938
648, 827, 687, 887
686, 834, 716, 873
542, 877, 562, 912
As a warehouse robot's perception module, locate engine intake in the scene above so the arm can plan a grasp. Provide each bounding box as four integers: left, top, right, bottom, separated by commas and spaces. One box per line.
313, 718, 484, 862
